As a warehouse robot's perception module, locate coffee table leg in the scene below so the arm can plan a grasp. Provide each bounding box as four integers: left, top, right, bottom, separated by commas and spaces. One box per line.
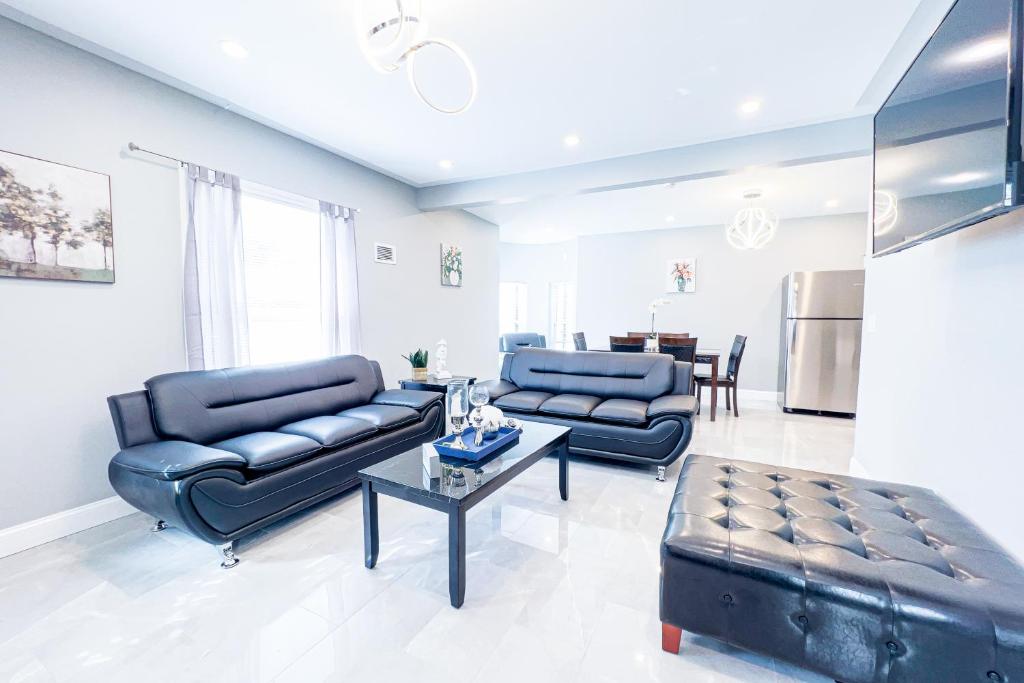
448, 505, 466, 608
558, 440, 569, 501
362, 480, 379, 569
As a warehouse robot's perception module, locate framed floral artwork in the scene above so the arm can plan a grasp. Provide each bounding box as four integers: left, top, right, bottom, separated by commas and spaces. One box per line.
440, 243, 463, 287
666, 258, 696, 293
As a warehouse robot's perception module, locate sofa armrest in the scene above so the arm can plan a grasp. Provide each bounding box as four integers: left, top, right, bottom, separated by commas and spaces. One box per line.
107, 390, 160, 449
371, 389, 442, 410
672, 361, 694, 395
648, 394, 699, 419
476, 379, 519, 400
111, 441, 246, 481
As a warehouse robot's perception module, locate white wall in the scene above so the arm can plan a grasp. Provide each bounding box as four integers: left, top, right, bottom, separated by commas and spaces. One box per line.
572, 214, 867, 391
0, 18, 498, 532
499, 240, 577, 341
854, 209, 1024, 559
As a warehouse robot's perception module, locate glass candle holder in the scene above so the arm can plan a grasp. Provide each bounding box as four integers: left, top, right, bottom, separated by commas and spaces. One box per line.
446, 379, 470, 438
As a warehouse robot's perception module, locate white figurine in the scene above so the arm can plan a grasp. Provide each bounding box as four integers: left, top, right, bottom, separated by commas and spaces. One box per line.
478, 405, 504, 437
435, 338, 453, 379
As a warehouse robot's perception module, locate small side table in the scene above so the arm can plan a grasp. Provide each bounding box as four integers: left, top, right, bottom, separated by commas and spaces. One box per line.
399, 375, 476, 393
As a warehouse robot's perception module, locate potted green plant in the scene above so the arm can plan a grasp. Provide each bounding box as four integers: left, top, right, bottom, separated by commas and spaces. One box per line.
403, 348, 430, 381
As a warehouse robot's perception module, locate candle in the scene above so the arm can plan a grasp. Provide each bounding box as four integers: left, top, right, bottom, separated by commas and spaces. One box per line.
450, 390, 466, 416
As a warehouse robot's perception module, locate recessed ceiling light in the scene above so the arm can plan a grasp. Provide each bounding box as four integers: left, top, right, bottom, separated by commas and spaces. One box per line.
665, 215, 676, 223
563, 133, 582, 148
676, 87, 691, 97
938, 171, 987, 185
220, 40, 249, 60
739, 99, 762, 115
825, 199, 840, 208
949, 37, 1007, 66
438, 159, 454, 170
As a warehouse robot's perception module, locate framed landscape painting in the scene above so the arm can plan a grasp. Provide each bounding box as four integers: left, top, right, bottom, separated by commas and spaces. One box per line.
440, 243, 463, 287
666, 258, 696, 293
0, 149, 113, 283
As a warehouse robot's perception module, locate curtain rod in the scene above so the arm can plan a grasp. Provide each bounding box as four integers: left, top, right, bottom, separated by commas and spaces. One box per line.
126, 142, 361, 213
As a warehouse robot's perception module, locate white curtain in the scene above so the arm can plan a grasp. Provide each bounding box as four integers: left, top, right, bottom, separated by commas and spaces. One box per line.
182, 164, 250, 370
319, 201, 362, 356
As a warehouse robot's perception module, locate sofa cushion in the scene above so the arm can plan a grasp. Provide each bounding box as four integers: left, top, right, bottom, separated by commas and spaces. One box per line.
371, 389, 440, 410
278, 415, 377, 448
145, 355, 380, 444
539, 393, 602, 418
590, 398, 649, 425
111, 440, 246, 480
493, 390, 554, 413
211, 432, 322, 471
337, 404, 418, 429
647, 394, 699, 419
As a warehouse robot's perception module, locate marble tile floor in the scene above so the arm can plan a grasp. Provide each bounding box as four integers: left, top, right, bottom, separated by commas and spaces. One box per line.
0, 401, 855, 683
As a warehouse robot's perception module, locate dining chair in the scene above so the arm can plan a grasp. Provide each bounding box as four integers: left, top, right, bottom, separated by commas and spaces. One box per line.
626, 332, 650, 341
609, 336, 645, 353
659, 332, 690, 339
657, 335, 698, 393
499, 333, 547, 353
696, 334, 747, 417
658, 335, 698, 363
572, 332, 588, 351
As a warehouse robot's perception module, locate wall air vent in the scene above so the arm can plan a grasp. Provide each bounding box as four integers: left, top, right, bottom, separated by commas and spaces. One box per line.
374, 242, 397, 265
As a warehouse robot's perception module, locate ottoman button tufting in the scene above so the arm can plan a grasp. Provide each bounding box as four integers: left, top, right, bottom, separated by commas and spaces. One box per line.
660, 455, 1024, 683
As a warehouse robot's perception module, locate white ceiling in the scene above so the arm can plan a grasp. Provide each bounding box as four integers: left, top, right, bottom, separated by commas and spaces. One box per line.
474, 156, 874, 244
1, 0, 925, 186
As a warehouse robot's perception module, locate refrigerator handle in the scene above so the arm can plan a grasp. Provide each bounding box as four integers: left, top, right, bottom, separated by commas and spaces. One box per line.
790, 321, 797, 349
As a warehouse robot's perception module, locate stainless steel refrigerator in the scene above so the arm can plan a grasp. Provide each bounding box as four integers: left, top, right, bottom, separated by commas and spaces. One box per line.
779, 270, 864, 416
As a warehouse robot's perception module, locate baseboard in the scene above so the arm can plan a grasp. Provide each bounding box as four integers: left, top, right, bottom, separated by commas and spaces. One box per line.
848, 456, 871, 478
737, 389, 781, 403
0, 496, 136, 559
700, 388, 779, 403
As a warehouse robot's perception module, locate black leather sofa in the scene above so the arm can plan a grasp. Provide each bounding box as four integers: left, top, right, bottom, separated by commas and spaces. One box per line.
477, 348, 697, 479
106, 355, 444, 567
660, 454, 1024, 683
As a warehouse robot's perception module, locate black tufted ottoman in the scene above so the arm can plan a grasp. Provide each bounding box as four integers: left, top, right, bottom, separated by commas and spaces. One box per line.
660, 454, 1024, 683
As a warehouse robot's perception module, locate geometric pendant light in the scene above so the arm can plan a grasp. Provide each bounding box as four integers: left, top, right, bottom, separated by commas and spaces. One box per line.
726, 189, 779, 250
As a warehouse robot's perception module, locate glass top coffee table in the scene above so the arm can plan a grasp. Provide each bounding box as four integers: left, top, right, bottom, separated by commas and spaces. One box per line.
358, 421, 570, 608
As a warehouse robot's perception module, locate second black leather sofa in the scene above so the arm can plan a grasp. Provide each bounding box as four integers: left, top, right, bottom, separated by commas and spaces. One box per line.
477, 347, 697, 479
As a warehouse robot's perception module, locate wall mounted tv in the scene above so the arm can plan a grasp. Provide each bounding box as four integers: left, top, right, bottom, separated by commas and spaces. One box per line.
873, 0, 1024, 256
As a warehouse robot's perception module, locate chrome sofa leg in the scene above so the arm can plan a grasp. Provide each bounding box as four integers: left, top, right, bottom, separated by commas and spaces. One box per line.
656, 466, 667, 482
219, 542, 240, 569
150, 519, 169, 532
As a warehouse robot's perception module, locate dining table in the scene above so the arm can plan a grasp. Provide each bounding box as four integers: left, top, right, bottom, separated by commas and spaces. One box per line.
591, 346, 723, 421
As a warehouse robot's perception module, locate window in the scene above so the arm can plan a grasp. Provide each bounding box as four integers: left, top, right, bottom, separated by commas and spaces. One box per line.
499, 282, 528, 334
240, 187, 322, 366
548, 281, 575, 350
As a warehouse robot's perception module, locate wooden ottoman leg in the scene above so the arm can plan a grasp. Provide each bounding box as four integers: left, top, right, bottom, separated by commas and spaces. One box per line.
661, 622, 682, 654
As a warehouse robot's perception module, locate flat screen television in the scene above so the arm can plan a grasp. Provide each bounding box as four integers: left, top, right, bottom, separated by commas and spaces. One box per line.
873, 0, 1024, 256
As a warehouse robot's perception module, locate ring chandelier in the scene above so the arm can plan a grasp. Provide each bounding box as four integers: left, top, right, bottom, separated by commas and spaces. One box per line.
354, 0, 478, 115
726, 190, 779, 250
873, 190, 899, 236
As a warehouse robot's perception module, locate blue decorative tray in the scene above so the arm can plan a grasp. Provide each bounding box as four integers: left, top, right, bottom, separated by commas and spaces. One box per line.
433, 426, 521, 462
